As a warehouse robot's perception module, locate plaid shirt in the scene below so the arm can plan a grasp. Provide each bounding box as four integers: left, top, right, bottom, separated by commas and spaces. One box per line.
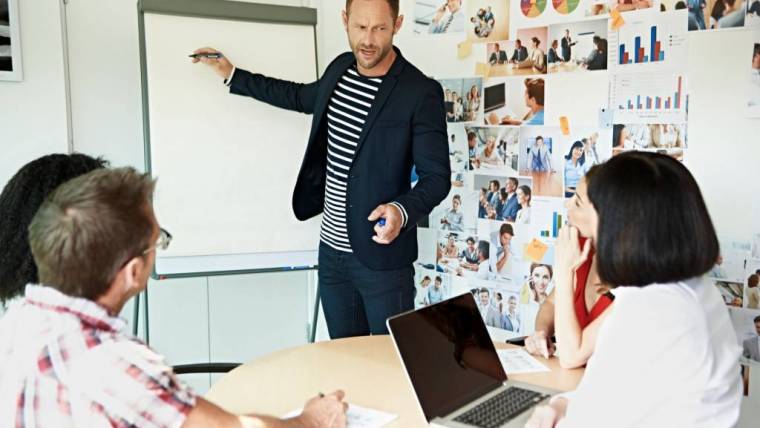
0, 285, 196, 427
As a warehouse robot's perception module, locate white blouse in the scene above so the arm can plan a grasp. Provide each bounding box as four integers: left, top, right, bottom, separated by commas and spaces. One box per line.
558, 277, 742, 428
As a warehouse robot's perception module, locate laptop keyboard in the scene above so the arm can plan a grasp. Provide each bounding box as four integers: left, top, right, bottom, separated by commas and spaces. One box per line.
452, 386, 549, 428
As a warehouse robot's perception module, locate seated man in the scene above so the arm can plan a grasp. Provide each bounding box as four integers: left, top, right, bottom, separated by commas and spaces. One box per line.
0, 167, 347, 427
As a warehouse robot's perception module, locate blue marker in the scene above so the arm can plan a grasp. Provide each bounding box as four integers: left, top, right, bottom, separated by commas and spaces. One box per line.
378, 218, 386, 226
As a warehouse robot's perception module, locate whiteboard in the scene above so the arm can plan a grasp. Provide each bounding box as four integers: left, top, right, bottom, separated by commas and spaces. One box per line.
140, 4, 320, 277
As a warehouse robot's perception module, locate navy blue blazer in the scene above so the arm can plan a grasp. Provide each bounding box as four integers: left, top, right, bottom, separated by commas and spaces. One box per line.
501, 194, 519, 222
227, 47, 451, 270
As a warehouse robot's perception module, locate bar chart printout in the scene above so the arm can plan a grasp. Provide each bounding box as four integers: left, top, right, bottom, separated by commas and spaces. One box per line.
611, 72, 688, 124
609, 9, 688, 72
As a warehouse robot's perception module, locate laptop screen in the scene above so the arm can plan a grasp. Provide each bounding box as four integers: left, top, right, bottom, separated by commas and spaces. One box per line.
388, 293, 507, 421
484, 83, 506, 113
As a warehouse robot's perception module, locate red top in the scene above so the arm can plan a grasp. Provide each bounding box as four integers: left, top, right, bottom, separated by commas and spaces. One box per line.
573, 237, 614, 329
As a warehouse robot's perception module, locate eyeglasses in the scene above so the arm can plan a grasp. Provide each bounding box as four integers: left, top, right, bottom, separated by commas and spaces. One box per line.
143, 228, 172, 255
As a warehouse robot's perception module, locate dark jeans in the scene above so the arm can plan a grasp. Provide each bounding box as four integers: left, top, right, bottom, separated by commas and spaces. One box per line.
318, 242, 414, 339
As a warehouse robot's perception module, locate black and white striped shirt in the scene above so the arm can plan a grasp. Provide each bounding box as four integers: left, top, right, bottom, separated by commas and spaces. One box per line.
320, 65, 407, 252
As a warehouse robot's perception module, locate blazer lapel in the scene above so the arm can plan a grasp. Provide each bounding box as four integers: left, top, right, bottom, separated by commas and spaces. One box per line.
352, 47, 407, 160
310, 54, 354, 137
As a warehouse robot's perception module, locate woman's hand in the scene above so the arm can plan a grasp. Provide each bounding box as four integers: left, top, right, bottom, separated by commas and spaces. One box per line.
555, 226, 591, 287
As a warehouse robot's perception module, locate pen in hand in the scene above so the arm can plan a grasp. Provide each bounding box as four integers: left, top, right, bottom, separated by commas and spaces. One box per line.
189, 53, 223, 59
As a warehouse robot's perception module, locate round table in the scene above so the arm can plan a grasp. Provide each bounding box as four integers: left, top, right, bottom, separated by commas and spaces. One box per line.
206, 335, 584, 427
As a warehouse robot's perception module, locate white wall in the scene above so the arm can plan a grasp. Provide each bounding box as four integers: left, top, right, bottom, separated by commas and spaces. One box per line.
0, 0, 68, 186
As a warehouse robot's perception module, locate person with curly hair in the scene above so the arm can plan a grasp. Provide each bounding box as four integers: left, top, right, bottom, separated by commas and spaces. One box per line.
0, 153, 108, 304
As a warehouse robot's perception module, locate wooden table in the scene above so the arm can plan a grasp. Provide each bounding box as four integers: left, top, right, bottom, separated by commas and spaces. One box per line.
206, 336, 583, 427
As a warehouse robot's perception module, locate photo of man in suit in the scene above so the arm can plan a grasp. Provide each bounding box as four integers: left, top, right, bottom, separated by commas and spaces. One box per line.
477, 288, 501, 328
510, 39, 529, 63
488, 42, 509, 65
501, 177, 519, 221
561, 29, 575, 62
193, 0, 451, 339
743, 316, 760, 362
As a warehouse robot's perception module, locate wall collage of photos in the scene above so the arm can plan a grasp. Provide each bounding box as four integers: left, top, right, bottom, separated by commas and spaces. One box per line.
410, 0, 760, 376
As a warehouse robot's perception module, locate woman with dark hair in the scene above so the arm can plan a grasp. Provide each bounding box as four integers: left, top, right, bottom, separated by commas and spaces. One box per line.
0, 154, 108, 304
514, 185, 531, 224
564, 141, 586, 197
526, 152, 741, 427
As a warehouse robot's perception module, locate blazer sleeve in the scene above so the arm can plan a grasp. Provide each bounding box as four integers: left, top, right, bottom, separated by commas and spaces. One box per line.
393, 80, 451, 227
228, 68, 319, 114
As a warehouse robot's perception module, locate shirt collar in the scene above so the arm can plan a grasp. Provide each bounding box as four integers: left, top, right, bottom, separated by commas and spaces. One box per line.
24, 284, 127, 333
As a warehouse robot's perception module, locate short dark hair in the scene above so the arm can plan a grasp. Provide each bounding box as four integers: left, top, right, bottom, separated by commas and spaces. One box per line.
586, 152, 719, 287
478, 240, 490, 259
749, 274, 759, 288
674, 0, 686, 8
536, 135, 544, 142
0, 154, 108, 303
346, 0, 399, 19
515, 39, 522, 45
507, 177, 519, 187
479, 288, 490, 296
755, 315, 760, 324
531, 37, 540, 47
29, 168, 156, 300
754, 43, 760, 58
468, 131, 477, 141
525, 78, 545, 106
489, 180, 500, 190
435, 276, 442, 283
500, 223, 514, 237
466, 237, 476, 244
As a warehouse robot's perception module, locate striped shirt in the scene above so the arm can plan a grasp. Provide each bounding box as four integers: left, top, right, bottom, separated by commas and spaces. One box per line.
320, 65, 408, 252
0, 285, 196, 427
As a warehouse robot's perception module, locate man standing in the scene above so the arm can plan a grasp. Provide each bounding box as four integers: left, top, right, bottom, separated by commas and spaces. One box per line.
527, 135, 553, 172
194, 0, 450, 338
561, 29, 575, 62
501, 295, 521, 332
477, 288, 501, 328
0, 168, 346, 427
743, 316, 760, 362
501, 177, 519, 222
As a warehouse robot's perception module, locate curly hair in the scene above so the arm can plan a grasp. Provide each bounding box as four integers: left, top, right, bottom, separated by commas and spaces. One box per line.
0, 153, 108, 303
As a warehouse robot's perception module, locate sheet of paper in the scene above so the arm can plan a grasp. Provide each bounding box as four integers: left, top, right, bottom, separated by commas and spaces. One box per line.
284, 403, 398, 428
498, 348, 550, 374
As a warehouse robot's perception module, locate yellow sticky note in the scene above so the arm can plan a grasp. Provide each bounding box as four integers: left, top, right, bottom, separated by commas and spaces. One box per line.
610, 9, 625, 30
559, 116, 570, 135
458, 41, 472, 59
524, 238, 549, 263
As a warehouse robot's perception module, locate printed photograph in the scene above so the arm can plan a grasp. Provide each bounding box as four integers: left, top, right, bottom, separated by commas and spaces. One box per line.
749, 43, 760, 117
465, 125, 521, 173
610, 0, 655, 13
716, 280, 745, 307
0, 0, 22, 80
438, 77, 483, 123
436, 232, 492, 279
415, 0, 467, 34
518, 127, 564, 197
474, 175, 533, 222
560, 128, 613, 198
413, 267, 452, 308
547, 19, 609, 73
466, 0, 511, 42
685, 0, 745, 30
483, 77, 545, 126
748, 0, 760, 27
467, 279, 525, 333
430, 189, 479, 233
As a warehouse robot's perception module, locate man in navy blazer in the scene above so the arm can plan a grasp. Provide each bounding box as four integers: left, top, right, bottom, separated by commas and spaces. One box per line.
500, 177, 520, 222
194, 0, 450, 338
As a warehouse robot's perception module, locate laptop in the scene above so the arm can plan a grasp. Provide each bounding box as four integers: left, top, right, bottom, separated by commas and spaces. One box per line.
483, 83, 506, 113
387, 293, 558, 427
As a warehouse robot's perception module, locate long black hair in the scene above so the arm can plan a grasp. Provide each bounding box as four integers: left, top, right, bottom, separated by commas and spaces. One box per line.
0, 153, 108, 302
